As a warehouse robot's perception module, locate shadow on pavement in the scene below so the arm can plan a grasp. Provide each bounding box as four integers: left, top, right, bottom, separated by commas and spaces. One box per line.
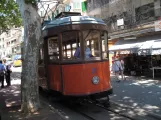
0, 72, 64, 120
11, 72, 21, 81
110, 75, 161, 115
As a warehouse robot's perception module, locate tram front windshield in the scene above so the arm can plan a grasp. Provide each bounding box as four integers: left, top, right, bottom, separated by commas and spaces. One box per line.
48, 30, 108, 63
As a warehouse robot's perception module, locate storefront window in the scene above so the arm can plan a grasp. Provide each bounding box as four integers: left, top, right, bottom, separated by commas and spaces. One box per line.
73, 2, 81, 9
83, 30, 101, 61
48, 36, 59, 62
62, 31, 81, 61
101, 31, 108, 60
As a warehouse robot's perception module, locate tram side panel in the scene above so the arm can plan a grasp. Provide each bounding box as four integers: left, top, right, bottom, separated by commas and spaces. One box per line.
38, 65, 49, 89
48, 65, 62, 92
62, 61, 111, 96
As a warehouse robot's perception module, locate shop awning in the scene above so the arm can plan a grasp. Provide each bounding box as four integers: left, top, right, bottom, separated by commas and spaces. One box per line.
152, 49, 161, 55
139, 39, 161, 49
139, 40, 154, 49
152, 40, 161, 49
110, 39, 161, 54
138, 40, 161, 55
109, 39, 144, 53
109, 43, 142, 50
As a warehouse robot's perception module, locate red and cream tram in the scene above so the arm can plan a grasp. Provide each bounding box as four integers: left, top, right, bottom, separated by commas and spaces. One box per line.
39, 12, 112, 102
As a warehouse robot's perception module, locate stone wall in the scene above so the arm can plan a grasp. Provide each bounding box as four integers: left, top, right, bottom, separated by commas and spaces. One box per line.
86, 0, 160, 33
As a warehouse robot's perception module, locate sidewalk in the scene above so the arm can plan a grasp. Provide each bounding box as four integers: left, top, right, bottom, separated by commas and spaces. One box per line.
0, 80, 64, 120
110, 74, 161, 116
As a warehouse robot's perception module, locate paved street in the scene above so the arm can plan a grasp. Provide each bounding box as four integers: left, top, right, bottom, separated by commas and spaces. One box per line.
11, 66, 22, 73
1, 67, 161, 119
0, 67, 64, 120
110, 75, 161, 115
8, 68, 161, 116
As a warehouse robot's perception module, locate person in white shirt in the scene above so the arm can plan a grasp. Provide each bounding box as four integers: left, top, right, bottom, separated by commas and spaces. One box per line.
112, 58, 124, 82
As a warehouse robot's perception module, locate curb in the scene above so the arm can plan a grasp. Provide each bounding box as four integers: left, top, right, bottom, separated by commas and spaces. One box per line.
40, 99, 67, 120
110, 100, 161, 120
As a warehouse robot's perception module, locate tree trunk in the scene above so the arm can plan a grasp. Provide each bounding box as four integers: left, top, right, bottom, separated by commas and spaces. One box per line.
16, 0, 41, 113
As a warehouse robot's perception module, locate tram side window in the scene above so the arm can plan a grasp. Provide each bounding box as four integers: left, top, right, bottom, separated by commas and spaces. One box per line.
83, 30, 101, 60
48, 37, 59, 62
101, 31, 108, 60
62, 31, 81, 60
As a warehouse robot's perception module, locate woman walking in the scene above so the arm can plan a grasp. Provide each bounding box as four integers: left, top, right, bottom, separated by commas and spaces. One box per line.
112, 58, 123, 82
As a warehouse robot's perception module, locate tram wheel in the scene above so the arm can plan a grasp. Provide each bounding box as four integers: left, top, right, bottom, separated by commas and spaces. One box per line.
96, 96, 110, 107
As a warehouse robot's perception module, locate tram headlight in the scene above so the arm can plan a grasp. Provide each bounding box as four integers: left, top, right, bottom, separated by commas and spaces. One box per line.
92, 76, 99, 85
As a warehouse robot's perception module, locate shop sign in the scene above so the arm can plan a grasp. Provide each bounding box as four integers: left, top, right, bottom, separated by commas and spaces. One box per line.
117, 19, 124, 26
155, 20, 161, 31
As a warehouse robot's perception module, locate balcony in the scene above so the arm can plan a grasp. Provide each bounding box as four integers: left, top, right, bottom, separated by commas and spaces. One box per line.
107, 16, 161, 39
106, 7, 161, 39
109, 21, 155, 39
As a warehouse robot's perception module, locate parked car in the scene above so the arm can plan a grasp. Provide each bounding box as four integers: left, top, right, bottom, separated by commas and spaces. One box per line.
13, 59, 22, 67
13, 55, 22, 67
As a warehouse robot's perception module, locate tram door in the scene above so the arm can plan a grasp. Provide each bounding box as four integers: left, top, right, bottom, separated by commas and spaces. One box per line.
38, 44, 48, 89
47, 36, 62, 92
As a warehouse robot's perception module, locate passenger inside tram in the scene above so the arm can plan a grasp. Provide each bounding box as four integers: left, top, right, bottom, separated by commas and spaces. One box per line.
61, 30, 102, 61
74, 44, 93, 59
85, 44, 93, 59
74, 46, 80, 59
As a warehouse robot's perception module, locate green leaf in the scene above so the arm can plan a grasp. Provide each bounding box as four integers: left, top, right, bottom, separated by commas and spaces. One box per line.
0, 0, 22, 32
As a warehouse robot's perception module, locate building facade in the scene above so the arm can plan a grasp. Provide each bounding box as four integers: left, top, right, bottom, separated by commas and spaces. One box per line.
86, 0, 161, 76
0, 27, 23, 59
87, 0, 161, 37
41, 0, 87, 21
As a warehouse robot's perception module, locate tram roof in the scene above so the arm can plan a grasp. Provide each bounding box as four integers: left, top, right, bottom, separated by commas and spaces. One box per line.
42, 16, 106, 30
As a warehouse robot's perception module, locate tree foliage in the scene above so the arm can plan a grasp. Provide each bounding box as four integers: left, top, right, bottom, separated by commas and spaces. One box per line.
0, 0, 22, 32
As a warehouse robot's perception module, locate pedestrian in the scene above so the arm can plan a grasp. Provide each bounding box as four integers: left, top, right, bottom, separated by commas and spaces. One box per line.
112, 58, 123, 82
120, 57, 126, 80
3, 59, 12, 86
0, 60, 5, 88
5, 63, 12, 86
112, 52, 119, 64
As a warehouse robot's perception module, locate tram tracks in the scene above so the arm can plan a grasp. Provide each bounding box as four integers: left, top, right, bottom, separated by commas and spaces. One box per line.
68, 99, 159, 120
95, 103, 135, 120
63, 103, 97, 120
60, 101, 130, 120
40, 89, 159, 120
109, 100, 161, 120
40, 90, 129, 120
93, 101, 159, 120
